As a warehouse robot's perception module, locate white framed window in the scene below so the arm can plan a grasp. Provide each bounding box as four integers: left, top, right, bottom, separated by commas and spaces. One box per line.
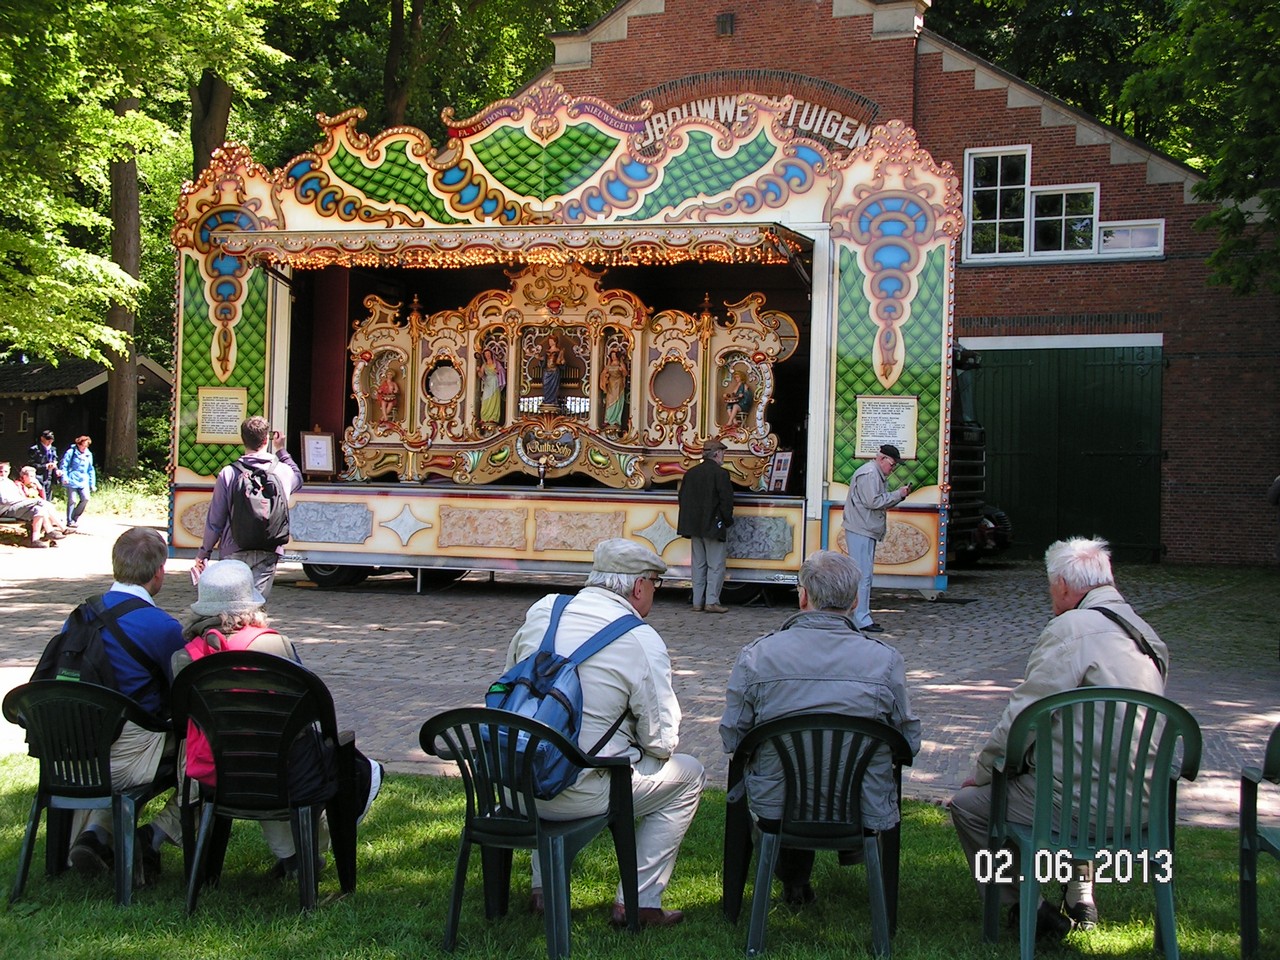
966, 147, 1030, 258
1029, 184, 1098, 256
1099, 220, 1165, 258
964, 147, 1164, 262
0, 411, 5, 433
19, 411, 32, 433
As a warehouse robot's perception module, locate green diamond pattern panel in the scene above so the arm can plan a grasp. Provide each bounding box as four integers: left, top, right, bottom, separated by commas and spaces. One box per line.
178, 259, 269, 477
832, 245, 946, 489
471, 124, 619, 199
330, 143, 460, 224
623, 130, 777, 221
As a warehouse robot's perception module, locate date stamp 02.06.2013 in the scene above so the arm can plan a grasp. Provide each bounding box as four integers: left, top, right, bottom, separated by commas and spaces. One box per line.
974, 848, 1172, 885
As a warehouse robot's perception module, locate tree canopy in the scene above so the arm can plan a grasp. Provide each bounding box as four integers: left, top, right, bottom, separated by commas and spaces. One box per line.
1122, 0, 1279, 295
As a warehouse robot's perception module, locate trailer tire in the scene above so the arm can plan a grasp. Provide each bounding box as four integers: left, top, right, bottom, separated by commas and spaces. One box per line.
302, 563, 371, 589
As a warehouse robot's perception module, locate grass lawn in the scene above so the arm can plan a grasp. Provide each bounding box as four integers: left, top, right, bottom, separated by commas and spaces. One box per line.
1, 756, 1275, 960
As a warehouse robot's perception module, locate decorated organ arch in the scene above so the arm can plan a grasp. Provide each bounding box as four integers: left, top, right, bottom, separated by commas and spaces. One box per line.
345, 262, 799, 490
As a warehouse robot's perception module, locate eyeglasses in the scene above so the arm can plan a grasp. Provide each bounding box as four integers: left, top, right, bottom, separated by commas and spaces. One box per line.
645, 576, 664, 588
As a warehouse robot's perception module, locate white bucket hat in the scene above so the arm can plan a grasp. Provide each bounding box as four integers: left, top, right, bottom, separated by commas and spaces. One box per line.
190, 559, 266, 615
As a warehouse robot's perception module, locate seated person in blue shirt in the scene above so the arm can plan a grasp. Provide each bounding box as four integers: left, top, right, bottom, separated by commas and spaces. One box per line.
64, 527, 188, 882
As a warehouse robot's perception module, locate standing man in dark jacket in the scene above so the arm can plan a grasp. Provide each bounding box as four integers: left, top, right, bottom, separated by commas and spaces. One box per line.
677, 438, 735, 613
27, 428, 61, 499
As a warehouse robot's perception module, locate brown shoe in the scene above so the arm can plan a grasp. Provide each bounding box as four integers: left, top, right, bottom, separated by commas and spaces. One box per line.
27, 540, 49, 549
610, 903, 684, 928
529, 889, 545, 915
704, 603, 728, 614
690, 605, 704, 612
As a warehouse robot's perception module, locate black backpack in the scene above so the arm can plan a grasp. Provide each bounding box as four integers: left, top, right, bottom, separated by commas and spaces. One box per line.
31, 596, 166, 707
228, 458, 291, 551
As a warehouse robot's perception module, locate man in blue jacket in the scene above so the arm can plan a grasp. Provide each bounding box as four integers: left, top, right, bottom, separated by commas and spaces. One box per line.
66, 527, 187, 881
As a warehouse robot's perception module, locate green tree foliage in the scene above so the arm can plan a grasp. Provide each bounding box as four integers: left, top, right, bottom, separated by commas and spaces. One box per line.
242, 0, 617, 166
928, 0, 1170, 139
1123, 0, 1280, 295
0, 0, 140, 362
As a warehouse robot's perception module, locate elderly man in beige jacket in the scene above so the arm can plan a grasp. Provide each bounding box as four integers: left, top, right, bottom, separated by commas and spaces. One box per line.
949, 537, 1169, 939
505, 538, 706, 928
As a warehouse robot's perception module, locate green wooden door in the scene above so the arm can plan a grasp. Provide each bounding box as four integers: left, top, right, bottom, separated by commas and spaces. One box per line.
969, 345, 1163, 563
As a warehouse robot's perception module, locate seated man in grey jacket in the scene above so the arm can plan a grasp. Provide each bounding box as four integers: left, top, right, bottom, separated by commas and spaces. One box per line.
719, 549, 921, 904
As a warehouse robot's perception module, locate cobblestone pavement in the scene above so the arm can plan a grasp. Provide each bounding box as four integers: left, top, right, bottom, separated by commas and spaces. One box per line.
3, 515, 1278, 829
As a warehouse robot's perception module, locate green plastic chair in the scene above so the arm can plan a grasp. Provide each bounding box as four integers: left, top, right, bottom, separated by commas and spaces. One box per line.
420, 707, 640, 960
1241, 720, 1280, 959
170, 651, 359, 913
983, 686, 1201, 960
721, 712, 915, 958
2, 680, 173, 906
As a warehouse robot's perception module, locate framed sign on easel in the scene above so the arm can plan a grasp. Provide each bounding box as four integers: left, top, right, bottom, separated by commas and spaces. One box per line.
300, 428, 337, 479
767, 450, 793, 493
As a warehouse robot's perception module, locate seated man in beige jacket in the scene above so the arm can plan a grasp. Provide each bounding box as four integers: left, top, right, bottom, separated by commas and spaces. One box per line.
506, 538, 707, 927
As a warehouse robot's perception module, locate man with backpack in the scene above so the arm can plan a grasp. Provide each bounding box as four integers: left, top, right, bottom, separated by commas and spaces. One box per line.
51, 527, 188, 879
193, 416, 302, 601
503, 538, 706, 928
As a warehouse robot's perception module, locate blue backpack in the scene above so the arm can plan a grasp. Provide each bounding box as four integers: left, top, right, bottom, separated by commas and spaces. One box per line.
485, 594, 641, 799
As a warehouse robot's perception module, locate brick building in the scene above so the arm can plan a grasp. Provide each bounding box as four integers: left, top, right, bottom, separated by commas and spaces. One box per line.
539, 0, 1279, 564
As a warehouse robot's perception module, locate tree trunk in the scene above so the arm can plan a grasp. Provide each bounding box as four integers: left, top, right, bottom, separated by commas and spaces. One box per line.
190, 69, 233, 177
384, 0, 434, 127
106, 96, 141, 476
384, 0, 409, 125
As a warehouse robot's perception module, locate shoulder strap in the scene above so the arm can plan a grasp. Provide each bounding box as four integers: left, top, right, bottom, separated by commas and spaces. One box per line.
221, 625, 279, 651
232, 458, 268, 483
86, 595, 167, 691
537, 594, 574, 654
571, 613, 644, 755
1092, 606, 1167, 680
568, 613, 645, 665
537, 598, 644, 757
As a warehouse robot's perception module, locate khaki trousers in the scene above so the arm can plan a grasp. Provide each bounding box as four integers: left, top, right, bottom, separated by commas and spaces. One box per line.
531, 753, 706, 908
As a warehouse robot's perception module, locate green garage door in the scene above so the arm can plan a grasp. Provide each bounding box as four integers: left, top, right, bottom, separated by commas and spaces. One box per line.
970, 344, 1163, 563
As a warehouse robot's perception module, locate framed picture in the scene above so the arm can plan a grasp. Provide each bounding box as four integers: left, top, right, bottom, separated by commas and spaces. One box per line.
768, 450, 793, 492
301, 431, 336, 476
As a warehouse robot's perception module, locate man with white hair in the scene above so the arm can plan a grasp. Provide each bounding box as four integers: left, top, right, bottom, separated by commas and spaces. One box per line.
505, 538, 707, 927
949, 537, 1169, 938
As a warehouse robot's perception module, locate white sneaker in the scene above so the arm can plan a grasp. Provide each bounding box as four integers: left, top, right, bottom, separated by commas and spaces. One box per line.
358, 759, 384, 825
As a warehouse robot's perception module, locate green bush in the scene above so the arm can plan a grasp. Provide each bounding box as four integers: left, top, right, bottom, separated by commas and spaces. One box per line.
91, 472, 168, 518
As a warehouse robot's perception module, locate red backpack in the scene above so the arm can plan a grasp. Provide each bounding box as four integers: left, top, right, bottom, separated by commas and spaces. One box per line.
182, 625, 278, 785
